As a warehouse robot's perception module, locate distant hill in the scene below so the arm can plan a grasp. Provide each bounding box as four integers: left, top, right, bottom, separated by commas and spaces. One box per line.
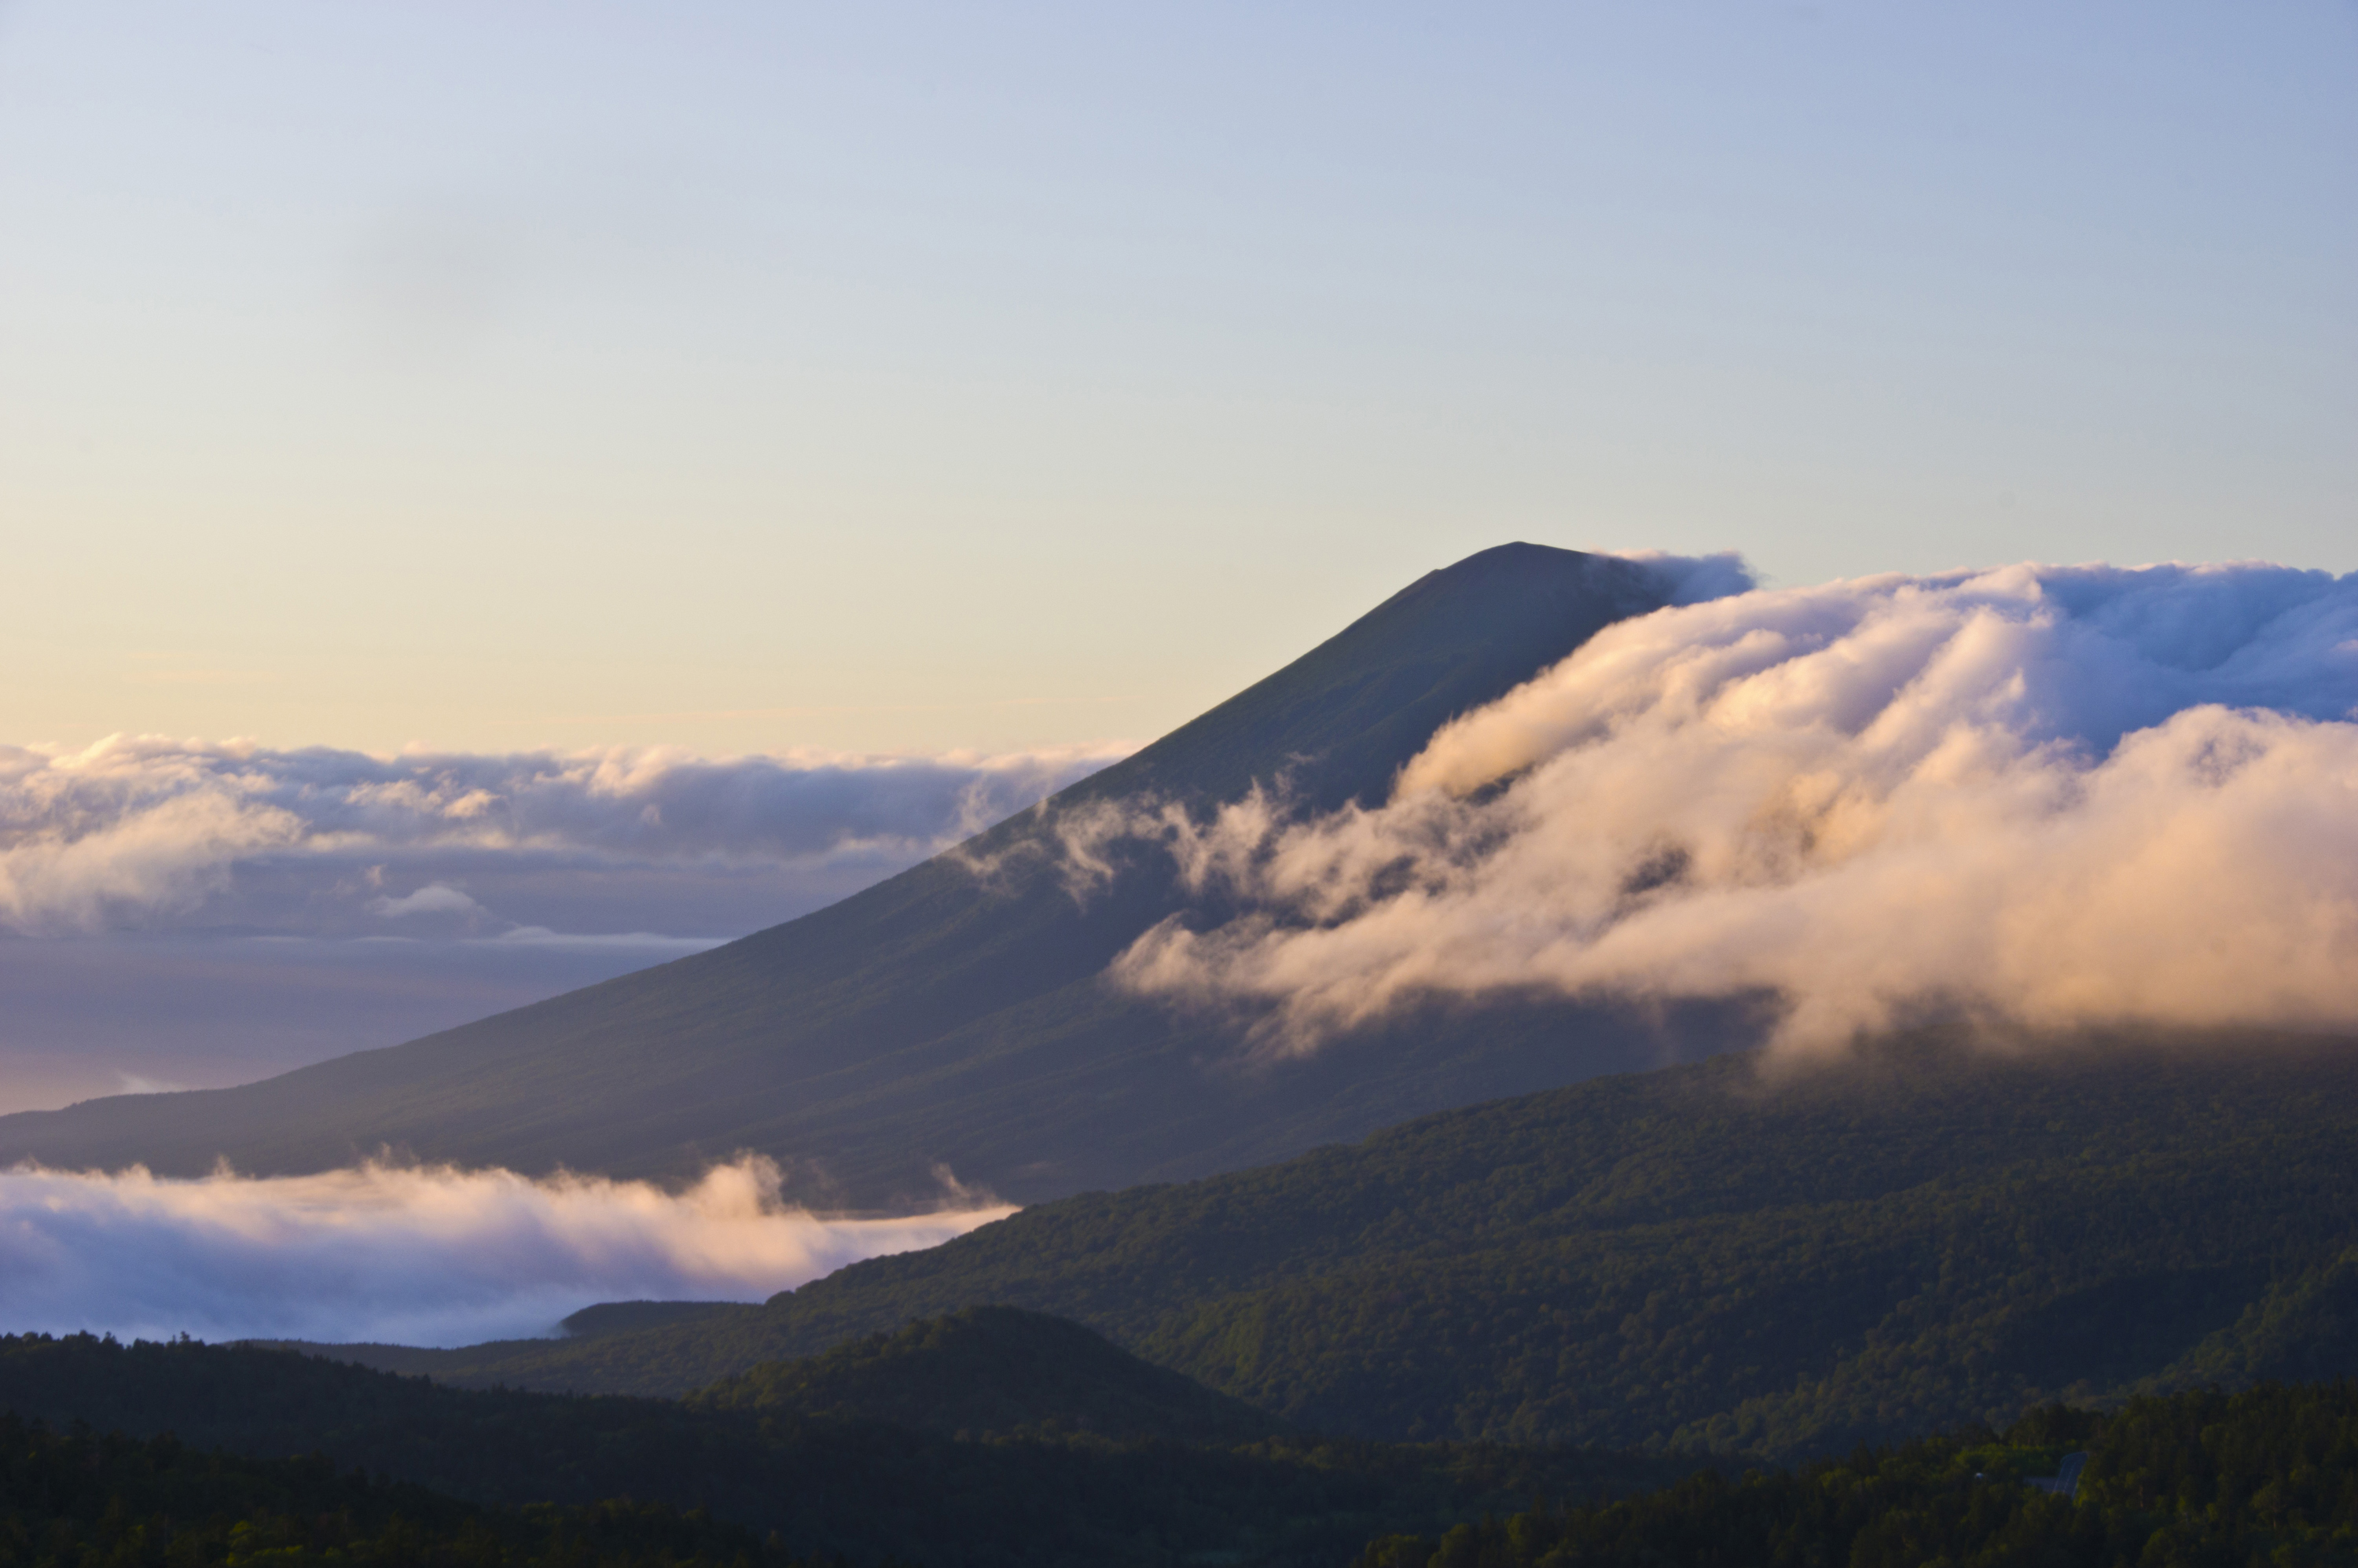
265, 1304, 1285, 1446
338, 1038, 2358, 1459
0, 544, 1722, 1206
685, 1305, 1286, 1444
243, 1297, 746, 1380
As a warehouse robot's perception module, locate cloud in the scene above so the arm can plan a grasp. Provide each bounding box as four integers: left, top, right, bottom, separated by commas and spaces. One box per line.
0, 1157, 1012, 1346
1104, 560, 2358, 1057
0, 740, 1128, 939
368, 883, 480, 919
1618, 548, 1758, 607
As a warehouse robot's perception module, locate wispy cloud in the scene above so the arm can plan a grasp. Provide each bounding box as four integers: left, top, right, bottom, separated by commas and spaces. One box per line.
0, 1157, 1012, 1346
0, 740, 1129, 939
369, 883, 482, 919
1100, 560, 2358, 1056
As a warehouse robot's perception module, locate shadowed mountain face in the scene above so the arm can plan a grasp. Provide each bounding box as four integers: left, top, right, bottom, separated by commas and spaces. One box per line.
0, 545, 1734, 1204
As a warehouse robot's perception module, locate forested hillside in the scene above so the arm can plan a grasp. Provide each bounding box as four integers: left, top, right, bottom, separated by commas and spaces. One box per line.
0, 1327, 1680, 1568
0, 1416, 799, 1567
350, 1039, 2358, 1457
17, 1342, 2358, 1566
1351, 1381, 2358, 1568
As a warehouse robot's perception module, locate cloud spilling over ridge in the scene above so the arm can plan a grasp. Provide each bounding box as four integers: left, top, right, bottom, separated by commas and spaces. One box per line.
1106, 561, 2358, 1056
0, 741, 1127, 938
0, 1158, 1012, 1346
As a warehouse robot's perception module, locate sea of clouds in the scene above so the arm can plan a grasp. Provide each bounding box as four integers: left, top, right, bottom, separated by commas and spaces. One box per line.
0, 740, 1127, 1111
0, 738, 1129, 940
1093, 560, 2358, 1056
0, 1155, 1012, 1346
0, 745, 1076, 1343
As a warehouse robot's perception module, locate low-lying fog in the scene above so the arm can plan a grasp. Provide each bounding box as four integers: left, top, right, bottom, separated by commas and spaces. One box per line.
0, 743, 1126, 1111
0, 1156, 1012, 1346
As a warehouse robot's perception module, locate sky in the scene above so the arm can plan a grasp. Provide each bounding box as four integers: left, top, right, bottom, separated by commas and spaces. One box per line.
2, 1, 2351, 760
0, 2, 2353, 1115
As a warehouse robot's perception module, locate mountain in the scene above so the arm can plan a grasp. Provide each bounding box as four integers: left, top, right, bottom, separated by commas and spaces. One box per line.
327, 1036, 2358, 1458
0, 544, 1724, 1204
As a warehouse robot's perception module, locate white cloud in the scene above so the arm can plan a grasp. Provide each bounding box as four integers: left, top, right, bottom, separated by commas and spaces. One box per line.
367, 883, 480, 918
0, 740, 1129, 938
110, 1073, 189, 1096
0, 1157, 1012, 1346
1104, 560, 2358, 1057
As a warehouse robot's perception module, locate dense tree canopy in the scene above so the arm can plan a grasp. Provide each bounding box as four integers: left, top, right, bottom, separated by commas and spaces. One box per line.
0, 1330, 1679, 1568
1352, 1381, 2358, 1568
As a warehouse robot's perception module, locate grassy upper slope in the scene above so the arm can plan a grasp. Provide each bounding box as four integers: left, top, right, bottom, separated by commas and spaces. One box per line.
351, 1037, 2358, 1460
0, 545, 1702, 1207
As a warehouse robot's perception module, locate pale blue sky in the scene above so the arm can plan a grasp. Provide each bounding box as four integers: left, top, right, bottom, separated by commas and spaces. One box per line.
2, 0, 2352, 756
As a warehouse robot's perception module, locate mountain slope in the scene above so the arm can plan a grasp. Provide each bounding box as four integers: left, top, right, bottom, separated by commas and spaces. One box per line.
345, 1036, 2358, 1458
0, 544, 1711, 1203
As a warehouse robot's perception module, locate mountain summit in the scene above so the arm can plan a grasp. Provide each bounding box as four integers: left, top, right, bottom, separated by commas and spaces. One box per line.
0, 545, 1729, 1203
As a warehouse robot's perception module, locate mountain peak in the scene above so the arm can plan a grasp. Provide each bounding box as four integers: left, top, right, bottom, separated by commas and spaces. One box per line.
1080, 543, 1667, 813
0, 545, 1699, 1203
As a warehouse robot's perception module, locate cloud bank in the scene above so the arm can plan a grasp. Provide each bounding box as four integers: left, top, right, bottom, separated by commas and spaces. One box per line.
0, 740, 1127, 939
1107, 561, 2358, 1056
0, 1157, 1012, 1346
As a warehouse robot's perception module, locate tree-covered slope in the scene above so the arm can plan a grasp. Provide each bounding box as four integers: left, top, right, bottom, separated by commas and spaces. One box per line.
0, 545, 1706, 1206
0, 1416, 804, 1568
1352, 1381, 2358, 1568
0, 1330, 1682, 1568
357, 1039, 2358, 1458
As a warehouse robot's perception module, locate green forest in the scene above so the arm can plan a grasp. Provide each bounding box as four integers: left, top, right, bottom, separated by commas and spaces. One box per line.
15, 1041, 2358, 1563
0, 1323, 1680, 1568
1350, 1380, 2358, 1568
340, 1042, 2358, 1456
0, 1416, 809, 1567
12, 1336, 2358, 1566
